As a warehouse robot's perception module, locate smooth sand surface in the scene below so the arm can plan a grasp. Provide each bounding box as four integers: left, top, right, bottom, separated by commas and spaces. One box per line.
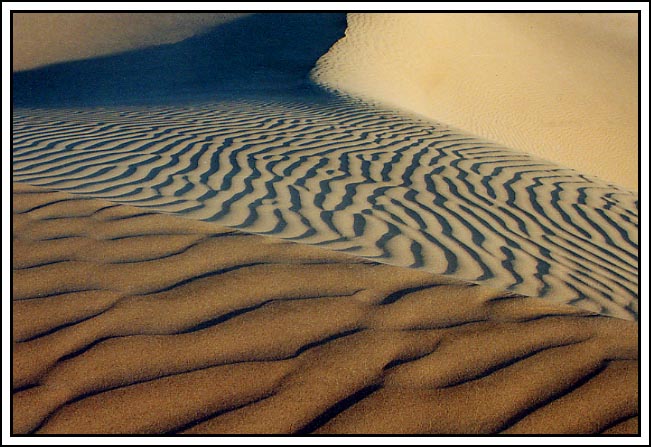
12, 13, 249, 71
313, 13, 638, 190
12, 183, 638, 434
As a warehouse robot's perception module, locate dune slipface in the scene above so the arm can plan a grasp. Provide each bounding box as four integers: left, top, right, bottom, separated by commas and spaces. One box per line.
310, 13, 639, 190
12, 184, 638, 434
12, 12, 639, 436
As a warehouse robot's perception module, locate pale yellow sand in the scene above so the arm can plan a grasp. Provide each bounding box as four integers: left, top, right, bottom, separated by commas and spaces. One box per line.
12, 183, 638, 434
313, 13, 638, 190
13, 13, 638, 190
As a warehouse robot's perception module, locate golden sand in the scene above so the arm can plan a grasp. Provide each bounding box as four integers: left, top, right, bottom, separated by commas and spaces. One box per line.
12, 183, 638, 434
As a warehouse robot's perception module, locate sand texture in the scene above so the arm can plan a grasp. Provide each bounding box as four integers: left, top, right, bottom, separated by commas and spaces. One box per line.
12, 13, 249, 72
12, 97, 639, 320
313, 13, 639, 190
11, 13, 639, 437
12, 184, 638, 435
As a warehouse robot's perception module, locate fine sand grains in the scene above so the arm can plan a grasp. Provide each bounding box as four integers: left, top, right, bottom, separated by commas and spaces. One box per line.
12, 183, 638, 434
12, 100, 639, 320
312, 13, 638, 190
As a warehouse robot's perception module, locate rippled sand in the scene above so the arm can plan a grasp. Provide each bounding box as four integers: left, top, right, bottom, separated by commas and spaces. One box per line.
11, 12, 639, 436
12, 97, 639, 320
12, 183, 638, 434
12, 13, 638, 319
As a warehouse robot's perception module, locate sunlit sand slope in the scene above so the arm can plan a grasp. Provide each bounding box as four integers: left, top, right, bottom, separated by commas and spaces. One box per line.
12, 184, 638, 435
312, 13, 638, 189
13, 97, 639, 320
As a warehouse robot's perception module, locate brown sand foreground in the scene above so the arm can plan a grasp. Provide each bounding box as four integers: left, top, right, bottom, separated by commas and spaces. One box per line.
12, 182, 638, 435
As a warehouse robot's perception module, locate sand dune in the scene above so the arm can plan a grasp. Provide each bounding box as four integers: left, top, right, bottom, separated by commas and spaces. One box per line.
12, 13, 250, 72
11, 12, 639, 437
12, 14, 638, 319
312, 13, 638, 190
12, 13, 348, 106
12, 96, 639, 320
12, 184, 638, 434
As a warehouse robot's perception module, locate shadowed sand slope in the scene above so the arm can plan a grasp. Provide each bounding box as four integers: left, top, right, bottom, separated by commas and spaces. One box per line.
12, 13, 250, 71
12, 13, 347, 106
12, 184, 638, 435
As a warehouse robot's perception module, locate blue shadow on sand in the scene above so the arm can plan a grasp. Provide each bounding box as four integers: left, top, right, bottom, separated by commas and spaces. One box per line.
13, 13, 348, 107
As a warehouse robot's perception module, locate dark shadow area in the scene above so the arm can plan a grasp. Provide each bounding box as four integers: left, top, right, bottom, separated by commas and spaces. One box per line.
13, 13, 347, 107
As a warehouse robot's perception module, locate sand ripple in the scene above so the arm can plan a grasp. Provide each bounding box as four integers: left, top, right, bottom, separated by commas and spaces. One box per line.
12, 184, 638, 434
12, 96, 638, 320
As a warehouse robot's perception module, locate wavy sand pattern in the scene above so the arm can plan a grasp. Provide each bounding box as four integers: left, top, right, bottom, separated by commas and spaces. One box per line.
12, 184, 638, 434
13, 96, 639, 320
12, 13, 639, 436
311, 13, 639, 190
